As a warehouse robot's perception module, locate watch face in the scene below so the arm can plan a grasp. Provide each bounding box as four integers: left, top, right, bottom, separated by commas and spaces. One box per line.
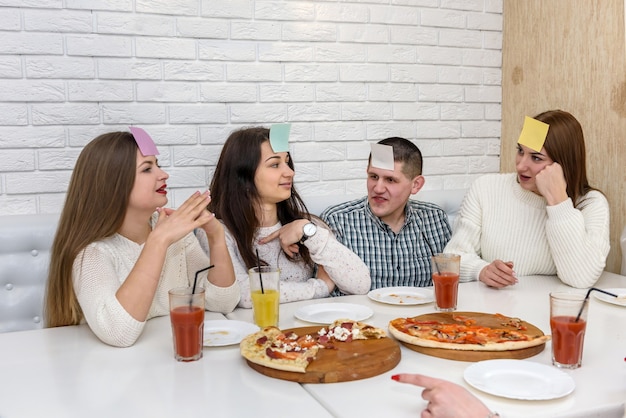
304, 222, 317, 236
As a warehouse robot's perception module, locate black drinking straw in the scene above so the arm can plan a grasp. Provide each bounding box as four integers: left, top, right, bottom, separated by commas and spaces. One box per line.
255, 249, 265, 294
575, 287, 618, 322
193, 265, 214, 294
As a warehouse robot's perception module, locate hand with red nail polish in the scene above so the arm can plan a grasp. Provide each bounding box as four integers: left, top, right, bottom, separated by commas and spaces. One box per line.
391, 373, 494, 418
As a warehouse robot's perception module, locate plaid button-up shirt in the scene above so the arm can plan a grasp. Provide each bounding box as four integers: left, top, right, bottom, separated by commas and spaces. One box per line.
321, 197, 452, 290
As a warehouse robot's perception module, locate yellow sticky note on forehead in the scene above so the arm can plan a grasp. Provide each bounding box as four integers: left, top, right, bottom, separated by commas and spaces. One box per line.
517, 116, 550, 152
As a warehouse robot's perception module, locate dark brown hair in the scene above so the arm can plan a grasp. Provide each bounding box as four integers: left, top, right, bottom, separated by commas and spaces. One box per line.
369, 137, 423, 179
208, 127, 313, 269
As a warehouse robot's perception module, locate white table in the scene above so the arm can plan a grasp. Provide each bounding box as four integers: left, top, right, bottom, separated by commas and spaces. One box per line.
0, 311, 332, 418
228, 272, 626, 418
1, 272, 624, 418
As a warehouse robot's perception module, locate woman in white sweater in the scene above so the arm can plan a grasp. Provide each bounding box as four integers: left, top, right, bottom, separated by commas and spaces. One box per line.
45, 129, 239, 347
444, 110, 610, 288
207, 127, 371, 308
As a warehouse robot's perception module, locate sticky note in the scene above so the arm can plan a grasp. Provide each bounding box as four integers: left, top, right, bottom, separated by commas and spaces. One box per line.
269, 123, 291, 153
517, 116, 549, 152
129, 126, 159, 156
370, 143, 395, 170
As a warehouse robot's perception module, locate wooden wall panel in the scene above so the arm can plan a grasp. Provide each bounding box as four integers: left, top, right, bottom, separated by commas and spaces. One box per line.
502, 0, 626, 274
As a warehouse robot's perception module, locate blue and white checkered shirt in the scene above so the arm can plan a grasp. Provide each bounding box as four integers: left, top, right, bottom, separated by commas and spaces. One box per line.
321, 197, 452, 290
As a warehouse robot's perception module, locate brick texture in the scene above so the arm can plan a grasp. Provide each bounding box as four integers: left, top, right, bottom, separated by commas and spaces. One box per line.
0, 1, 502, 214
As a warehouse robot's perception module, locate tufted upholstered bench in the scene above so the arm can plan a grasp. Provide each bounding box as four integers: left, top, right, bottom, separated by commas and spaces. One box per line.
0, 213, 59, 333
0, 190, 469, 333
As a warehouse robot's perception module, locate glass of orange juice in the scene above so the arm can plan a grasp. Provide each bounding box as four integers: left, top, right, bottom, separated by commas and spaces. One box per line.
248, 266, 280, 327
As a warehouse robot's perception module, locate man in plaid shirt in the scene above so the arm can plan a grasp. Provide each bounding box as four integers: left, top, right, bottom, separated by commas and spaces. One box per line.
321, 137, 452, 290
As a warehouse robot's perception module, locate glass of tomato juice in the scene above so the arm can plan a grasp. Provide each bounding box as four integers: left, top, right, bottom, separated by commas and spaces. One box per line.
248, 266, 280, 328
168, 286, 205, 362
549, 292, 588, 369
431, 253, 460, 312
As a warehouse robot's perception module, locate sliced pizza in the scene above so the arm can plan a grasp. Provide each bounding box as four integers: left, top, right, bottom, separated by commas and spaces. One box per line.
388, 313, 550, 352
240, 320, 388, 373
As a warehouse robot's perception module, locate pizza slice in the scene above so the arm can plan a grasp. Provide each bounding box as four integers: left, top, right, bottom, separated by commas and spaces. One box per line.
240, 326, 320, 373
319, 319, 387, 343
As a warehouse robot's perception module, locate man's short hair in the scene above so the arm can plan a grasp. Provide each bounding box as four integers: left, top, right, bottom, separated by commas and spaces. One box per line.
369, 137, 423, 179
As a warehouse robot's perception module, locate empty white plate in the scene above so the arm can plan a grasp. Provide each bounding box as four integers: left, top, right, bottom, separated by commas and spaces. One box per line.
294, 303, 374, 324
203, 320, 259, 347
464, 359, 575, 400
367, 286, 434, 305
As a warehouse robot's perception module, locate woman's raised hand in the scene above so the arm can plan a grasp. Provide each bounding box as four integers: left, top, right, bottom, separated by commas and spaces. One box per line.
535, 162, 568, 205
259, 219, 310, 258
152, 191, 212, 246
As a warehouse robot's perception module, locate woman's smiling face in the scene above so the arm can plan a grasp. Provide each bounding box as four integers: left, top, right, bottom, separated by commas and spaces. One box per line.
515, 144, 554, 194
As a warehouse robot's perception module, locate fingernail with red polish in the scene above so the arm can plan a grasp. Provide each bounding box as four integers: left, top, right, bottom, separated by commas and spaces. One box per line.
391, 374, 400, 381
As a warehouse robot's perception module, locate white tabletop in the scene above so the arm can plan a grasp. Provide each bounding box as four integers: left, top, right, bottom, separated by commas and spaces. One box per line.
0, 311, 332, 418
1, 273, 624, 418
228, 272, 626, 418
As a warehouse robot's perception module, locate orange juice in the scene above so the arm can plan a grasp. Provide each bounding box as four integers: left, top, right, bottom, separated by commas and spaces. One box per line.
251, 289, 279, 327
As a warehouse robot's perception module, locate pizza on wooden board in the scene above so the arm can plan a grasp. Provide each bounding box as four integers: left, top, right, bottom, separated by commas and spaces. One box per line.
388, 312, 550, 352
240, 319, 387, 373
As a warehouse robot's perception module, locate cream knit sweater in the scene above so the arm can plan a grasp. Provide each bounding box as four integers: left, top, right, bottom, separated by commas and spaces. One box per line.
444, 173, 610, 287
73, 231, 240, 347
200, 220, 371, 308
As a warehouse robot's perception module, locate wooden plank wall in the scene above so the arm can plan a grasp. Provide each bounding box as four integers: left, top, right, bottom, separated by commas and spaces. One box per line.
502, 0, 626, 274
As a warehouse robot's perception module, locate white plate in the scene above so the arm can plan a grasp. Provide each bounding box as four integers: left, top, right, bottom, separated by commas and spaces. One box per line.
464, 359, 575, 400
367, 286, 434, 305
591, 288, 626, 307
203, 320, 259, 347
294, 303, 374, 324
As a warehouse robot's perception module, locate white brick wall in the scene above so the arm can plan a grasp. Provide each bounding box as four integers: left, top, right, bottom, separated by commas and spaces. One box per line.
0, 0, 502, 214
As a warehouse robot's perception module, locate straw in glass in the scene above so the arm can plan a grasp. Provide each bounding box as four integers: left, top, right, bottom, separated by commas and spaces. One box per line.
575, 287, 618, 322
256, 249, 265, 294
189, 265, 215, 307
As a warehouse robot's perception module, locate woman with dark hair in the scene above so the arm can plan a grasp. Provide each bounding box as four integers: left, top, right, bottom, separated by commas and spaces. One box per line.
444, 110, 610, 288
46, 129, 239, 347
207, 127, 370, 308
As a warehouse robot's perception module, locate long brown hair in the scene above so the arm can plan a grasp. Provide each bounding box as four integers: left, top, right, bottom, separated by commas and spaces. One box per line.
534, 110, 600, 206
45, 132, 138, 327
208, 127, 313, 269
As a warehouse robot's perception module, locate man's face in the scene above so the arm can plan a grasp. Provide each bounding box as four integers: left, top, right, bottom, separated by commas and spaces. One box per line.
366, 161, 424, 225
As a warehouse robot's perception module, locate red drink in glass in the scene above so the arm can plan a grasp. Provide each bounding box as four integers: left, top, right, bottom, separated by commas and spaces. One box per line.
432, 272, 459, 311
170, 305, 204, 361
550, 315, 586, 368
168, 286, 205, 362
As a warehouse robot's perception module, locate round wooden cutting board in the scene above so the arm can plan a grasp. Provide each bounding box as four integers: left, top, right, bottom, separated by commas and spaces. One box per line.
245, 325, 401, 383
396, 311, 547, 362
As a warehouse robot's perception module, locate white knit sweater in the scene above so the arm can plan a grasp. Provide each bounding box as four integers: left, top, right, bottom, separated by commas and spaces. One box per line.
205, 220, 371, 308
444, 173, 610, 287
73, 231, 240, 347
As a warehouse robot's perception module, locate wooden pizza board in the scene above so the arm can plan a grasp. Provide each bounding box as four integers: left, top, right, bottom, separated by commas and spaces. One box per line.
398, 311, 547, 362
245, 325, 401, 383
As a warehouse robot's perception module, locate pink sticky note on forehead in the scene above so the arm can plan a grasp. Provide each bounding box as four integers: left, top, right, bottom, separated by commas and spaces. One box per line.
129, 126, 159, 156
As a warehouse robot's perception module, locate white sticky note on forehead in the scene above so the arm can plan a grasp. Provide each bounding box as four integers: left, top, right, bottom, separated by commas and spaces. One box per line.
370, 143, 395, 170
269, 123, 291, 153
129, 126, 159, 156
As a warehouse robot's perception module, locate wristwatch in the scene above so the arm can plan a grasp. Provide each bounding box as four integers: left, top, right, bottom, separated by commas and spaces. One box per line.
299, 222, 317, 244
